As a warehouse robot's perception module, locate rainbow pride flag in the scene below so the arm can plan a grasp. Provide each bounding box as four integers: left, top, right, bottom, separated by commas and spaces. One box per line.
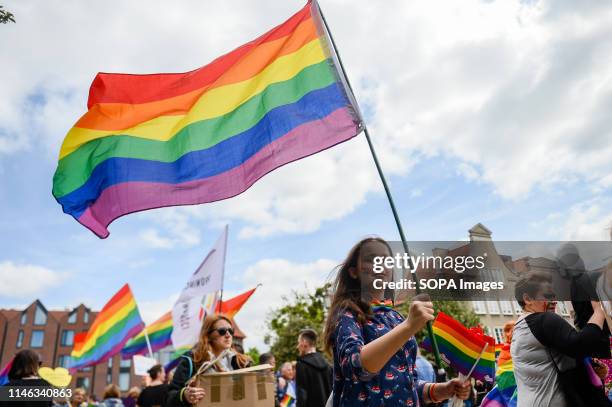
215, 287, 258, 319
481, 344, 517, 407
52, 1, 362, 238
421, 312, 495, 382
163, 346, 192, 372
70, 284, 144, 369
121, 311, 172, 359
0, 357, 13, 385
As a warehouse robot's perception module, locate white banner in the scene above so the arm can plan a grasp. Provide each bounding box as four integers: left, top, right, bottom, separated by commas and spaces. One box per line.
171, 226, 227, 348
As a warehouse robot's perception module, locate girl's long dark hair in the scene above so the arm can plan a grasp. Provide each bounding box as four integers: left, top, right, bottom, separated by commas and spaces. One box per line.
323, 237, 392, 353
8, 350, 40, 380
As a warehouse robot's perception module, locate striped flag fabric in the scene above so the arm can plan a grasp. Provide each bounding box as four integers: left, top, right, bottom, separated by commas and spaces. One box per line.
481, 344, 517, 407
121, 311, 173, 359
52, 0, 362, 238
0, 357, 13, 385
69, 284, 145, 369
215, 287, 258, 319
421, 312, 495, 382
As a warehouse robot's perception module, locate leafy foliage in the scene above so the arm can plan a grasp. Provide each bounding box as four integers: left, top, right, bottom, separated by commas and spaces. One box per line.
264, 284, 331, 364
0, 5, 15, 24
246, 347, 261, 364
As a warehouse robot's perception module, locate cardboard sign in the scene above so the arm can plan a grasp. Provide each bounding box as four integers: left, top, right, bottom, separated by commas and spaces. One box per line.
39, 367, 72, 388
133, 355, 158, 376
196, 364, 274, 407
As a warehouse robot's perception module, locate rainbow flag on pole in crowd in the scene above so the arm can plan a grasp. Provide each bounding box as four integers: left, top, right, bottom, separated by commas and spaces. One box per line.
0, 357, 13, 385
421, 312, 495, 382
216, 287, 258, 319
69, 284, 145, 369
163, 346, 193, 372
121, 311, 173, 359
280, 381, 297, 407
52, 0, 363, 238
481, 344, 517, 407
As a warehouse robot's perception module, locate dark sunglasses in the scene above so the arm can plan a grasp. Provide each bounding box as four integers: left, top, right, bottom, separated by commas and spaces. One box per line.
210, 327, 234, 337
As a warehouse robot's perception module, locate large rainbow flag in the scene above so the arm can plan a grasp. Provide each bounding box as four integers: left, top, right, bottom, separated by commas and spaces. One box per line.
70, 284, 145, 369
216, 287, 258, 319
481, 344, 517, 407
52, 0, 362, 238
421, 312, 495, 382
121, 311, 172, 359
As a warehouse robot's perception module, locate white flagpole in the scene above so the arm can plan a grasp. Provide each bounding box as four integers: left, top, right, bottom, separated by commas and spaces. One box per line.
142, 327, 154, 359
449, 343, 488, 407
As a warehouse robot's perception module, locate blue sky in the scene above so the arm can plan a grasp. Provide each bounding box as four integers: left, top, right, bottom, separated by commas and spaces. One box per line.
1, 0, 611, 351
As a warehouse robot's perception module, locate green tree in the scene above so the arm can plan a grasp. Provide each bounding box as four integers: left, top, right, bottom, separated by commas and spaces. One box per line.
264, 284, 330, 364
246, 347, 261, 364
0, 5, 15, 24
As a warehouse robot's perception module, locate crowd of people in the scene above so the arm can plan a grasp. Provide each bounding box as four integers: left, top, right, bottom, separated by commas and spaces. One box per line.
3, 236, 612, 406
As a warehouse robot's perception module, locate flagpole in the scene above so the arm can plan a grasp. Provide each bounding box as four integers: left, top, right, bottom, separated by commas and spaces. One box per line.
142, 328, 154, 359
314, 0, 443, 369
219, 224, 229, 306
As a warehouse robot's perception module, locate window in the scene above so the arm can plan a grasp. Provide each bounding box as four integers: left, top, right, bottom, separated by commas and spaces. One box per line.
16, 330, 24, 348
57, 355, 70, 368
78, 367, 91, 372
118, 372, 130, 391
67, 311, 77, 324
493, 327, 504, 344
34, 305, 47, 325
20, 312, 27, 325
30, 330, 44, 348
61, 330, 74, 346
119, 358, 131, 391
487, 301, 500, 315
471, 301, 486, 315
484, 326, 493, 337
558, 301, 569, 316
107, 358, 113, 384
83, 311, 89, 324
512, 300, 523, 314
76, 377, 90, 391
500, 301, 513, 315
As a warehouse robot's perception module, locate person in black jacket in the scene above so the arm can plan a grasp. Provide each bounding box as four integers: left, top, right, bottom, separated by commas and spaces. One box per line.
166, 314, 251, 407
295, 329, 332, 407
4, 350, 53, 407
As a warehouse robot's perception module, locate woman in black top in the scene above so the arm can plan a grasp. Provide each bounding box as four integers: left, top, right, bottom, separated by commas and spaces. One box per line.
4, 350, 52, 407
137, 365, 168, 407
166, 314, 251, 407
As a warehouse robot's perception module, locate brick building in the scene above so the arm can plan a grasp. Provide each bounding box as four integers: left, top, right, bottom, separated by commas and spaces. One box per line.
0, 300, 246, 397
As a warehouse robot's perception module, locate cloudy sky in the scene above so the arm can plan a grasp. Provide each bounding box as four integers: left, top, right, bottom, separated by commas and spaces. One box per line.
1, 0, 611, 352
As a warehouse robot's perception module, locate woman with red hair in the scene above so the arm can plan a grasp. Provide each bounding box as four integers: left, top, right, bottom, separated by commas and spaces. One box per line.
166, 314, 251, 406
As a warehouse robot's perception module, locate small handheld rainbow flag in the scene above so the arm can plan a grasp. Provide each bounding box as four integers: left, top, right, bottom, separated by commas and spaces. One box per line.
0, 357, 13, 385
70, 284, 145, 369
215, 287, 258, 319
481, 344, 517, 407
52, 0, 362, 238
121, 311, 172, 359
280, 381, 297, 407
421, 312, 495, 382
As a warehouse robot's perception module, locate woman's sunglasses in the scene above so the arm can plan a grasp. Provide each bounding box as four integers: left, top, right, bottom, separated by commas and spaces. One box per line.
210, 327, 234, 337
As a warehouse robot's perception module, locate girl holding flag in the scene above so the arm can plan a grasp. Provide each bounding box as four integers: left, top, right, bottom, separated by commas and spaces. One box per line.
323, 237, 471, 406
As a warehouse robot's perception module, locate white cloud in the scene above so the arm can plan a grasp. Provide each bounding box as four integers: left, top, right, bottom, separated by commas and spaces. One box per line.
137, 208, 201, 249
545, 197, 612, 240
2, 0, 611, 238
232, 258, 337, 351
0, 261, 67, 299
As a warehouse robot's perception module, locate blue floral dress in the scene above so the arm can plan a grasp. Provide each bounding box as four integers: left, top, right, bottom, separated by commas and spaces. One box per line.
332, 307, 425, 406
